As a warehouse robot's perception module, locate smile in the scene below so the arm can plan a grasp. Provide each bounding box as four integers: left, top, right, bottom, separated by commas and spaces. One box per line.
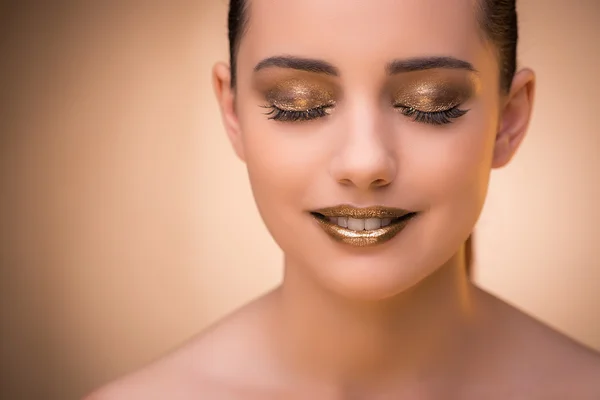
310, 205, 417, 247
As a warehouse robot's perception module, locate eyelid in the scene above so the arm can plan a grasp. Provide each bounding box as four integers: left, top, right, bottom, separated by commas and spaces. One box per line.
264, 78, 336, 105
392, 89, 470, 113
262, 103, 334, 122
394, 104, 469, 125
269, 97, 335, 112
390, 73, 476, 110
392, 100, 461, 113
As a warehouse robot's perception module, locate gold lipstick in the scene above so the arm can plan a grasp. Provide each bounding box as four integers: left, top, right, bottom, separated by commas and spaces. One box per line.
311, 205, 417, 247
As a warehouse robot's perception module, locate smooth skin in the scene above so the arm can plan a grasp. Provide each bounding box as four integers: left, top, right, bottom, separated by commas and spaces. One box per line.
86, 0, 600, 398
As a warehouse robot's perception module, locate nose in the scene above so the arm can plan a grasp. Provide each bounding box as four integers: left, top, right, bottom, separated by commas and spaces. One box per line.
329, 106, 397, 191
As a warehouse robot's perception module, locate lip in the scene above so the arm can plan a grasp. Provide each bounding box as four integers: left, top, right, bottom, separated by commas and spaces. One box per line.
310, 205, 417, 247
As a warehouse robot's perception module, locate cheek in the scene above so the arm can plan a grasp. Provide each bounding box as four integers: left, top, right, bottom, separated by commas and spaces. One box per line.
406, 107, 498, 221
239, 114, 325, 211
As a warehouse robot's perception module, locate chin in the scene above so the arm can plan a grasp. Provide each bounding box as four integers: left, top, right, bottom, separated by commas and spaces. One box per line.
321, 257, 440, 301
276, 209, 467, 301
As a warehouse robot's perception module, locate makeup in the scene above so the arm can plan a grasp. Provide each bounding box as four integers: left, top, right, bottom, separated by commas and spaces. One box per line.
262, 78, 336, 122
252, 69, 338, 122
391, 70, 480, 125
392, 75, 474, 111
265, 78, 335, 111
311, 205, 417, 247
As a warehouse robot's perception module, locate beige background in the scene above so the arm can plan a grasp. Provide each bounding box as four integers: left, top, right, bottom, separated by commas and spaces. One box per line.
1, 1, 598, 399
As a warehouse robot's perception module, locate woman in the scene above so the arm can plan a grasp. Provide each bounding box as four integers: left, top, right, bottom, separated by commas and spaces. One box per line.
88, 0, 600, 398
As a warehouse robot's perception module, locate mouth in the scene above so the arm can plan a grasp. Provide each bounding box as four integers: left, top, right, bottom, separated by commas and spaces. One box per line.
310, 205, 417, 247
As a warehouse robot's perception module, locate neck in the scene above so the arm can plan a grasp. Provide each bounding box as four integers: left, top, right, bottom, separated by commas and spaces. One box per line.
272, 247, 475, 389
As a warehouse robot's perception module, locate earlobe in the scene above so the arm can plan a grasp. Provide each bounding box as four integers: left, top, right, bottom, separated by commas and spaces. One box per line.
212, 62, 246, 162
492, 68, 535, 169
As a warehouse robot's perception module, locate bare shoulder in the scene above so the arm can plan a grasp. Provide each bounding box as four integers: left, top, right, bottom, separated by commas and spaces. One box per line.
82, 292, 277, 400
475, 287, 600, 397
81, 342, 226, 400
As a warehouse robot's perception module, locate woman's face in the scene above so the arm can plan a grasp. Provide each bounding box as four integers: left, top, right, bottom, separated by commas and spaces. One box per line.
216, 0, 527, 299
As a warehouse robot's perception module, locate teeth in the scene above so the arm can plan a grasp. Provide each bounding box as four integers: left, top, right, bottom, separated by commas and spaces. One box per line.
364, 218, 381, 230
319, 215, 401, 231
347, 218, 365, 231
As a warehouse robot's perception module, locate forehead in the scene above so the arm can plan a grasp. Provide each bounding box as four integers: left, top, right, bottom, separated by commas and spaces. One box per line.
240, 0, 489, 74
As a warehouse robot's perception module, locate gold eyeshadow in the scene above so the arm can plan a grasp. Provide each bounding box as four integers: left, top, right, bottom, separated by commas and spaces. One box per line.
391, 71, 479, 112
252, 68, 479, 124
264, 78, 336, 111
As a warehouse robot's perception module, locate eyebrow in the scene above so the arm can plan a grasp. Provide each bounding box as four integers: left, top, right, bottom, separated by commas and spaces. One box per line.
253, 55, 476, 76
386, 56, 477, 74
254, 56, 339, 76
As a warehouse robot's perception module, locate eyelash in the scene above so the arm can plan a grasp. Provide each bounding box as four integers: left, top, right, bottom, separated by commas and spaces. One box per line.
394, 105, 469, 125
262, 104, 333, 122
263, 104, 468, 125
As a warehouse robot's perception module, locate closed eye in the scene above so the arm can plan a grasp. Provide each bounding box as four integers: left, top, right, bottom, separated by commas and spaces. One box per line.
262, 104, 333, 122
394, 105, 468, 125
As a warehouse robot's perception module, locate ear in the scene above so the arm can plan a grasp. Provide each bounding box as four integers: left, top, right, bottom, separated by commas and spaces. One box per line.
492, 68, 535, 169
212, 62, 246, 162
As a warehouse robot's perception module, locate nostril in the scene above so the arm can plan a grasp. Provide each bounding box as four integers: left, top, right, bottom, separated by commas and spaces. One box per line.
372, 178, 388, 187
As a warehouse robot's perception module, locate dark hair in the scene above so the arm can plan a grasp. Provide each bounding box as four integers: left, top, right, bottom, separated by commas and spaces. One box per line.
227, 0, 249, 89
227, 0, 518, 93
